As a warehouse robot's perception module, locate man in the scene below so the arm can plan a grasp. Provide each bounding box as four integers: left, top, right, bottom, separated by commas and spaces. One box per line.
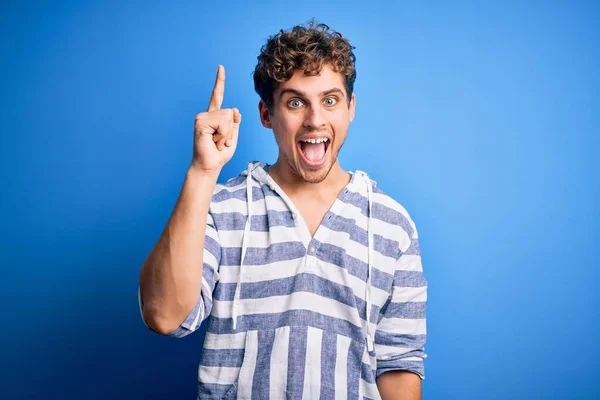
138, 21, 428, 400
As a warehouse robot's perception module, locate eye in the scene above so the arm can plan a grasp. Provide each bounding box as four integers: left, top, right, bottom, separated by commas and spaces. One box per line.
324, 97, 338, 106
288, 99, 304, 108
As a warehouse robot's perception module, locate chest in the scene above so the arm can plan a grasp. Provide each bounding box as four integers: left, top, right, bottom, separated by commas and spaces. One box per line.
213, 193, 397, 301
293, 199, 332, 238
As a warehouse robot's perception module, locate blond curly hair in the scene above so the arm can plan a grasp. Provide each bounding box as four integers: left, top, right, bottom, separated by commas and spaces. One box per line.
253, 20, 357, 111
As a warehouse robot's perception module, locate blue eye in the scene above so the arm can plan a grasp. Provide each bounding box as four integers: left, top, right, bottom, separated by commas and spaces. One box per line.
324, 97, 337, 106
288, 99, 303, 108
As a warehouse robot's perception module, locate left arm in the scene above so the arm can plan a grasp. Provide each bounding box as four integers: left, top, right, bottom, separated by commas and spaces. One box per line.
375, 222, 428, 400
377, 370, 422, 400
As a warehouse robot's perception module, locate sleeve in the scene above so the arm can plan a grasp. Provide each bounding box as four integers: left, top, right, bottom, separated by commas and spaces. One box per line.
138, 210, 221, 338
374, 223, 428, 379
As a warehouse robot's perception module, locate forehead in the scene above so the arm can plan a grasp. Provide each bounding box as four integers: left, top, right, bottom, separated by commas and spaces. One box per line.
274, 64, 346, 98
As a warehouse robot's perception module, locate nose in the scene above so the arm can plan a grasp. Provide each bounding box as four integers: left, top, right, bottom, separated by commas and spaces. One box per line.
302, 104, 326, 130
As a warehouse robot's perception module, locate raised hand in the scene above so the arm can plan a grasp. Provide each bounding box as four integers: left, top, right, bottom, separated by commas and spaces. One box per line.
191, 65, 241, 172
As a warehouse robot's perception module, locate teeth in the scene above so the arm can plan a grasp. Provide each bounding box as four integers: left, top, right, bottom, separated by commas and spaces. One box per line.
301, 138, 329, 144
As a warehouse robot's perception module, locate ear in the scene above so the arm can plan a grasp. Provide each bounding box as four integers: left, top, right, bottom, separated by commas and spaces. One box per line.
349, 93, 356, 122
258, 100, 272, 129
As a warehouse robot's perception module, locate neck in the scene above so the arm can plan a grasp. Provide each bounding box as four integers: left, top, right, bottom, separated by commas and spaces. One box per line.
268, 158, 350, 198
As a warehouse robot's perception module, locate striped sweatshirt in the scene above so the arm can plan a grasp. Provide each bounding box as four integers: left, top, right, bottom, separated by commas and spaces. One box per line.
139, 161, 428, 399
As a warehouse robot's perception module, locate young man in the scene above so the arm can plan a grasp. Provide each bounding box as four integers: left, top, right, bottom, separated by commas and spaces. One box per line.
138, 22, 428, 400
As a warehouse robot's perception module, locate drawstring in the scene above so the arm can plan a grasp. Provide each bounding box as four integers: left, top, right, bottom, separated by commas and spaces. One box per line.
364, 173, 375, 352
232, 162, 254, 330
356, 171, 375, 352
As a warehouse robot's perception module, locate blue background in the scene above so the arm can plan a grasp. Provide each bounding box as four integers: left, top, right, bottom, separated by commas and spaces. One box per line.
2, 1, 598, 399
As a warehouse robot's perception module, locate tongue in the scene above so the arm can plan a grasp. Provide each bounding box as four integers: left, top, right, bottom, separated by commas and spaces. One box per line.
301, 142, 326, 162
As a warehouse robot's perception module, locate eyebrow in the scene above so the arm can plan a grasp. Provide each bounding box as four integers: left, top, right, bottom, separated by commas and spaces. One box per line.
278, 88, 346, 101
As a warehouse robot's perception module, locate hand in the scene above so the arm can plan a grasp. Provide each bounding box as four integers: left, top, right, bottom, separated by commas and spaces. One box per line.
191, 65, 241, 172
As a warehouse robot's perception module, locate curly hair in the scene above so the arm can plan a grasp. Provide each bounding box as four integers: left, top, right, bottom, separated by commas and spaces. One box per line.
253, 20, 356, 111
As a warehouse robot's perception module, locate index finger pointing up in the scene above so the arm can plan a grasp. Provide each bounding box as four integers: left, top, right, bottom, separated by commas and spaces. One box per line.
207, 65, 225, 112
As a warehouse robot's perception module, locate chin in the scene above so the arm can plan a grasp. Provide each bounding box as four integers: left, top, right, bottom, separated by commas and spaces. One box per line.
293, 158, 335, 184
301, 170, 329, 184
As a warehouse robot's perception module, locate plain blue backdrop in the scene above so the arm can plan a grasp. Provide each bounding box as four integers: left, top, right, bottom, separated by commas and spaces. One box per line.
1, 1, 598, 399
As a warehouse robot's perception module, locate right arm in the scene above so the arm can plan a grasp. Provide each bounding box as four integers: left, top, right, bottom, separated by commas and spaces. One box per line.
138, 166, 220, 334
138, 65, 241, 335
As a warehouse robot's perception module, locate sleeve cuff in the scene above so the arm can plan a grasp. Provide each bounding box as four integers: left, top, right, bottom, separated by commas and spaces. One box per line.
138, 286, 205, 338
377, 358, 425, 380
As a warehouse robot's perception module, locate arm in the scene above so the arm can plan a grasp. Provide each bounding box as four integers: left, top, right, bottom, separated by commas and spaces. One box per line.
138, 65, 241, 335
138, 166, 220, 334
377, 370, 422, 400
375, 222, 428, 398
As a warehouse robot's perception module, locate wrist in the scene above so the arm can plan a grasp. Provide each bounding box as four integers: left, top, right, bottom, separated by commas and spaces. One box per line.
187, 162, 222, 180
183, 164, 221, 199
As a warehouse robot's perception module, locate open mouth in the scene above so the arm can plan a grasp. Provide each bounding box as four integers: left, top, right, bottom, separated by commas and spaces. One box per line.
297, 137, 330, 168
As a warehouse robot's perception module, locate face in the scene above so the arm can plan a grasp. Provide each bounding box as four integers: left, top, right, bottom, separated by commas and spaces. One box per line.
259, 64, 356, 184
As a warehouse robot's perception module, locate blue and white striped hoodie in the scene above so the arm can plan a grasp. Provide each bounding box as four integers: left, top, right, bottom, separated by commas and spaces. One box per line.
139, 161, 428, 399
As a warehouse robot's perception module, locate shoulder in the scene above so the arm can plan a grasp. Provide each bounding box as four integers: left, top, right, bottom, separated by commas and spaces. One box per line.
359, 172, 420, 255
210, 161, 269, 208
211, 174, 247, 205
